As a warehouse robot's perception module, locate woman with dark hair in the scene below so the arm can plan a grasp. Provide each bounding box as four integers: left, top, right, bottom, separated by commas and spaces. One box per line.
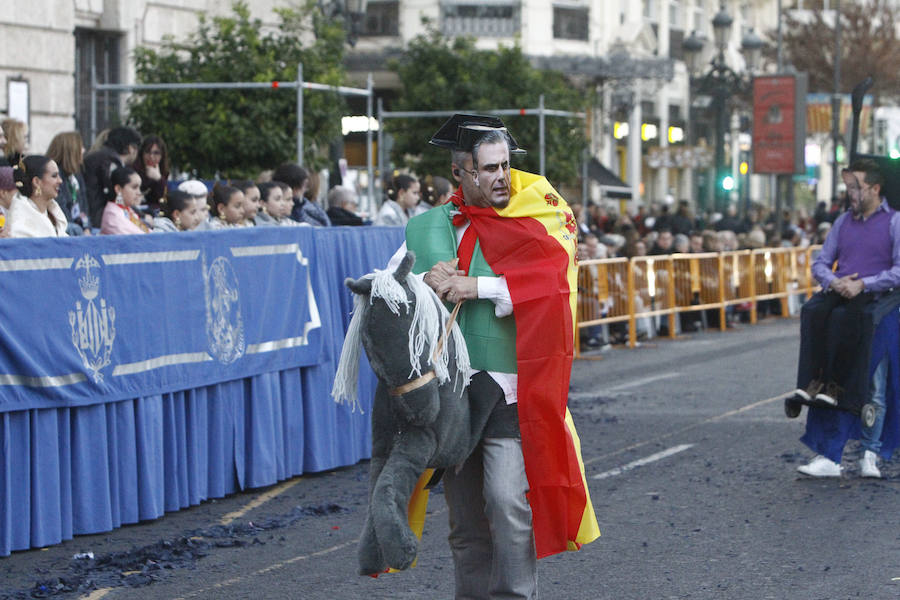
100, 166, 149, 235
46, 131, 90, 234
134, 134, 169, 213
8, 155, 68, 237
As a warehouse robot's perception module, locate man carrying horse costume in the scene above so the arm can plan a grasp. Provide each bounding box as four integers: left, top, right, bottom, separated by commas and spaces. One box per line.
379, 114, 600, 598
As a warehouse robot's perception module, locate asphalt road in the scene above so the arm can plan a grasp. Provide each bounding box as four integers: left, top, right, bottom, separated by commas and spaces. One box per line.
3, 317, 900, 600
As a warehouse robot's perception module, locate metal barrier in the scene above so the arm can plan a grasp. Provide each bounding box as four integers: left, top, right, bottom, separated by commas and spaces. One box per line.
575, 245, 822, 354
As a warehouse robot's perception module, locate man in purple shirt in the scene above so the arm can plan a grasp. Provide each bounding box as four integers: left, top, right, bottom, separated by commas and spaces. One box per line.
794, 159, 900, 477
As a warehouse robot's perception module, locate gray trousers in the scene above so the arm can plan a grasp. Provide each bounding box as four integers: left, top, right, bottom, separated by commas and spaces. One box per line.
443, 376, 537, 600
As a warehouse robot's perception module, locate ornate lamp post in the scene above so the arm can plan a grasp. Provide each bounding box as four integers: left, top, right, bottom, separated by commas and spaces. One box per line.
683, 6, 765, 214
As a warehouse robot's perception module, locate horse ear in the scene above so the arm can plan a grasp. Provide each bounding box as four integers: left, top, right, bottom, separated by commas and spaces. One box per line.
345, 276, 373, 295
393, 251, 416, 282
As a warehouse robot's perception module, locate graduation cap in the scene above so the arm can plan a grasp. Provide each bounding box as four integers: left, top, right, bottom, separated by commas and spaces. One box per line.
428, 114, 526, 154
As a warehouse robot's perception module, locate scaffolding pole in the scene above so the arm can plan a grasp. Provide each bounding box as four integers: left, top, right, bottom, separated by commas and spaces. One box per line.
91, 63, 374, 199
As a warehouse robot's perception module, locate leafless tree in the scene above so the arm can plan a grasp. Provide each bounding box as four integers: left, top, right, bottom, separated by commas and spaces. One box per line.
774, 0, 900, 104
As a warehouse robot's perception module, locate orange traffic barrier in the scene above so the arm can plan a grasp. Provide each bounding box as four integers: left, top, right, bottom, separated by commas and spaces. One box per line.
575, 245, 822, 354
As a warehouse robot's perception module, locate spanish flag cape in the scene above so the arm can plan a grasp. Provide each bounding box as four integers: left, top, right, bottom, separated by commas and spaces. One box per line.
452, 168, 600, 558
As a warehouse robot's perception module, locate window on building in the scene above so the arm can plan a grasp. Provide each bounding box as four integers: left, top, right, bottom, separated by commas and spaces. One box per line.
553, 6, 589, 40
75, 28, 122, 146
643, 0, 658, 22
692, 0, 705, 32
669, 28, 685, 60
669, 0, 682, 30
361, 1, 399, 36
441, 2, 521, 37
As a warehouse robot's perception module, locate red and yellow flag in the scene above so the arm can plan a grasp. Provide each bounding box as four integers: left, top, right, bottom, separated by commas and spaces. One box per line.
464, 169, 600, 558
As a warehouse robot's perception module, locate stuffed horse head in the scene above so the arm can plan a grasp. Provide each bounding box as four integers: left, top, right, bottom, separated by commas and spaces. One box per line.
333, 250, 469, 415
332, 251, 495, 575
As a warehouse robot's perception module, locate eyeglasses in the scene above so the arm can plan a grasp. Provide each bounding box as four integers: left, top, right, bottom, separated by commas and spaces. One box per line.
145, 150, 162, 156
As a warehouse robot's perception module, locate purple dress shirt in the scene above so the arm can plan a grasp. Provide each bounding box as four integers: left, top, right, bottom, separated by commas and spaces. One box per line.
812, 199, 900, 293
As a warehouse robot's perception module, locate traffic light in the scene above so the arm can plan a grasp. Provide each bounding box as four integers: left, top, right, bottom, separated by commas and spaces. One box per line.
721, 175, 735, 191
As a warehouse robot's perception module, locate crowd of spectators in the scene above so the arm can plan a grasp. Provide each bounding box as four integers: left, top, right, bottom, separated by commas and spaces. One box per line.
573, 197, 839, 266
572, 196, 844, 350
0, 118, 845, 249
0, 119, 464, 239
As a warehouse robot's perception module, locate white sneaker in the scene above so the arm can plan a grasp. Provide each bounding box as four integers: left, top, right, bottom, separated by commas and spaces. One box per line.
797, 455, 842, 477
859, 450, 882, 478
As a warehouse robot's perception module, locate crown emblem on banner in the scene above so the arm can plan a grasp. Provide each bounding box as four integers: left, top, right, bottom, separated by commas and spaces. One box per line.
75, 254, 101, 300
69, 254, 115, 382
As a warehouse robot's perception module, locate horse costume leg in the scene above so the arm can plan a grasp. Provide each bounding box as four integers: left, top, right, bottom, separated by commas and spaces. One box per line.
371, 423, 436, 570
358, 382, 392, 576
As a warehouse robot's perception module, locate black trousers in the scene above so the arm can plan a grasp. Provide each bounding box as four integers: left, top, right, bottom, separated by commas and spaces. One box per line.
797, 291, 877, 408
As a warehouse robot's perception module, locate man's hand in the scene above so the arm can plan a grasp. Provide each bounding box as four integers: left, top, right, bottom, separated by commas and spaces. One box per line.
842, 275, 864, 298
424, 259, 463, 292
830, 273, 863, 298
436, 276, 478, 304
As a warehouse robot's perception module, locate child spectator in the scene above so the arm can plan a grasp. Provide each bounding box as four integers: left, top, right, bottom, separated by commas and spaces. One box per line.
255, 181, 298, 226
209, 184, 245, 229
84, 126, 141, 227
100, 166, 149, 235
153, 189, 205, 232
234, 180, 261, 226
178, 180, 211, 227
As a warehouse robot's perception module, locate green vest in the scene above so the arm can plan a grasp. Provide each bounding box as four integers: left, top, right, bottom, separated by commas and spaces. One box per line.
406, 204, 517, 373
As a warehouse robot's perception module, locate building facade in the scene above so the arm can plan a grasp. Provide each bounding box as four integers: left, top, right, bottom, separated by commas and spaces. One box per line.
2, 0, 780, 210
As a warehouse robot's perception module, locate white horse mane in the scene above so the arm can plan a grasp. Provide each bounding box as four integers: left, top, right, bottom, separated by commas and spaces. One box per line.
331, 265, 470, 411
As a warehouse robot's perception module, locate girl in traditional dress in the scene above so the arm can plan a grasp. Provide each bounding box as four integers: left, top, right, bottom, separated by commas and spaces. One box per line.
100, 166, 149, 235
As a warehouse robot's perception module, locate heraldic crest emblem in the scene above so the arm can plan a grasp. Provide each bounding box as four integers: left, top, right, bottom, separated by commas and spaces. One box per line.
68, 254, 116, 382
204, 255, 246, 364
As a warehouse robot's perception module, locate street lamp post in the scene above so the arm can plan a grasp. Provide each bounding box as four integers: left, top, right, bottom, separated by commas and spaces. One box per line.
683, 6, 764, 216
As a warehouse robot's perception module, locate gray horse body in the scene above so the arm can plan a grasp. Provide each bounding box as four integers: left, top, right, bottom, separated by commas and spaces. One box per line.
344, 251, 494, 575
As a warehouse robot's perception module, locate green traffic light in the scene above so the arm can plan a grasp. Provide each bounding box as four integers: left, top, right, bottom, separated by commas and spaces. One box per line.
721, 175, 735, 191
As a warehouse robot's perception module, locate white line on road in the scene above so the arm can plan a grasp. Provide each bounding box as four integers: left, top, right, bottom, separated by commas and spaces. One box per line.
582, 391, 791, 466
606, 372, 682, 392
592, 444, 694, 480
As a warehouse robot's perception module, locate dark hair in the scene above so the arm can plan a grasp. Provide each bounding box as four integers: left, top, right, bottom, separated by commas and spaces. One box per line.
104, 127, 142, 155
848, 158, 885, 188
212, 183, 240, 209
472, 129, 510, 167
271, 163, 308, 190
393, 174, 417, 195
13, 155, 53, 198
138, 134, 169, 177
432, 175, 452, 198
163, 189, 193, 219
258, 181, 282, 204
232, 179, 258, 195
108, 166, 140, 202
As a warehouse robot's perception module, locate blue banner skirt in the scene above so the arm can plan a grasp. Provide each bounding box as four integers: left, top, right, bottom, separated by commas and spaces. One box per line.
0, 225, 405, 555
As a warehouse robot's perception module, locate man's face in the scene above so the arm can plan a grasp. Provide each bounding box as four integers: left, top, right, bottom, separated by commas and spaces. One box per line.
845, 170, 879, 217
454, 142, 511, 208
689, 235, 703, 253
124, 144, 138, 165
658, 231, 673, 249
